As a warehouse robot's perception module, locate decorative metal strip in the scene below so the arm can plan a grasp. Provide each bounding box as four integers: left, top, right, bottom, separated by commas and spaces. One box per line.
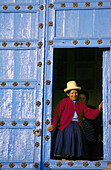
35, 121, 40, 126
13, 82, 18, 86
73, 40, 78, 45
49, 3, 54, 8
61, 3, 65, 7
98, 1, 103, 6
46, 80, 51, 85
48, 40, 53, 45
21, 162, 27, 168
109, 120, 111, 125
14, 41, 19, 47
97, 39, 102, 44
3, 5, 8, 10
48, 22, 53, 26
45, 135, 49, 141
95, 162, 101, 167
11, 121, 17, 126
83, 162, 88, 167
85, 2, 90, 7
85, 40, 90, 45
34, 163, 39, 168
1, 82, 6, 86
45, 119, 50, 125
39, 5, 44, 10
28, 5, 33, 10
46, 60, 51, 65
9, 163, 15, 168
24, 82, 30, 86
2, 41, 7, 47
0, 163, 2, 168
46, 100, 50, 105
23, 121, 28, 126
39, 23, 43, 29
73, 3, 78, 7
0, 121, 5, 126
37, 62, 42, 67
36, 101, 41, 107
35, 142, 39, 147
44, 161, 50, 167
15, 5, 20, 10
26, 41, 31, 47
57, 162, 62, 167
68, 162, 73, 166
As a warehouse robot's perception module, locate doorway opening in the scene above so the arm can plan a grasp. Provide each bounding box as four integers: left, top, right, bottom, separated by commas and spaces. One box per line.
51, 48, 106, 161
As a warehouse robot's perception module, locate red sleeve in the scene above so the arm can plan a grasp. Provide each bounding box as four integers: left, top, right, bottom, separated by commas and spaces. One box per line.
51, 99, 66, 126
83, 103, 100, 119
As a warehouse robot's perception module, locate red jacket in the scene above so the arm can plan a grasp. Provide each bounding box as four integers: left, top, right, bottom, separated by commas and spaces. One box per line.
51, 98, 100, 131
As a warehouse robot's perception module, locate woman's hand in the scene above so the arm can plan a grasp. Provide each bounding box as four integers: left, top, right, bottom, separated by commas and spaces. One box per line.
47, 125, 55, 132
98, 102, 102, 111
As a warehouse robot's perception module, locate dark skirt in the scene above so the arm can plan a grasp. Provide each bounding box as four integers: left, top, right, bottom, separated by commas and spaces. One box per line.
54, 121, 88, 158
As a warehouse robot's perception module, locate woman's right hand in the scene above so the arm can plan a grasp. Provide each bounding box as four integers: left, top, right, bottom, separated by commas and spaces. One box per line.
47, 125, 55, 132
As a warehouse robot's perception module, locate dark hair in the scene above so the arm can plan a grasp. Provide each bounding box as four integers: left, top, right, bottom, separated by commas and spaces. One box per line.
78, 90, 89, 101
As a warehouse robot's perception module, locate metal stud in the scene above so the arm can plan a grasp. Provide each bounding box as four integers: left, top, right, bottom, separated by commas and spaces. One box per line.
11, 121, 17, 126
14, 41, 19, 47
95, 162, 101, 167
61, 3, 65, 7
37, 62, 42, 67
21, 162, 27, 168
110, 80, 111, 83
48, 40, 53, 45
45, 119, 50, 125
46, 100, 50, 105
15, 5, 20, 10
24, 82, 30, 86
20, 42, 23, 46
46, 60, 51, 65
49, 3, 54, 8
68, 162, 73, 166
28, 5, 33, 10
48, 22, 53, 26
73, 40, 78, 45
36, 101, 41, 107
109, 40, 111, 44
35, 142, 39, 147
2, 41, 7, 47
85, 40, 90, 45
85, 2, 90, 7
39, 5, 44, 10
0, 163, 2, 168
23, 121, 28, 126
9, 163, 15, 168
57, 162, 62, 167
26, 41, 31, 47
97, 39, 102, 44
3, 5, 8, 10
98, 1, 103, 6
35, 121, 40, 126
38, 41, 43, 49
45, 135, 49, 141
39, 23, 43, 29
13, 82, 18, 86
44, 161, 50, 167
34, 163, 39, 168
46, 80, 51, 85
83, 162, 88, 167
1, 82, 6, 86
0, 121, 5, 126
73, 3, 78, 7
107, 161, 111, 166
109, 120, 111, 125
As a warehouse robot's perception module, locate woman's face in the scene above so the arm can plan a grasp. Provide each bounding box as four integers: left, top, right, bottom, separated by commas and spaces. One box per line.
67, 90, 78, 101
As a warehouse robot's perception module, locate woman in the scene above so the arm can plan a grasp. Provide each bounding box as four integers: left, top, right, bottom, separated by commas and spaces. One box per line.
47, 81, 102, 159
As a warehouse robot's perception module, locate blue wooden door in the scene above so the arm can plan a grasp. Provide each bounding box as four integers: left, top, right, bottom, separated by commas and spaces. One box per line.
0, 0, 45, 169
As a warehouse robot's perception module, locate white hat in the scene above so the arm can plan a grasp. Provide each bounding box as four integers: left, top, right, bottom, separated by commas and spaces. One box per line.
64, 81, 81, 92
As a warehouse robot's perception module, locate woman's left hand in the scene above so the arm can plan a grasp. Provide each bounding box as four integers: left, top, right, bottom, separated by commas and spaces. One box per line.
98, 102, 102, 111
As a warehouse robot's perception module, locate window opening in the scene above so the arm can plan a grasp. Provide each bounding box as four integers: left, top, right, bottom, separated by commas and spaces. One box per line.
51, 48, 106, 161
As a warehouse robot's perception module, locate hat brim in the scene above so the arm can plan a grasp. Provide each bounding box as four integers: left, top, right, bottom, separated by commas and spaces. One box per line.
64, 87, 81, 92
